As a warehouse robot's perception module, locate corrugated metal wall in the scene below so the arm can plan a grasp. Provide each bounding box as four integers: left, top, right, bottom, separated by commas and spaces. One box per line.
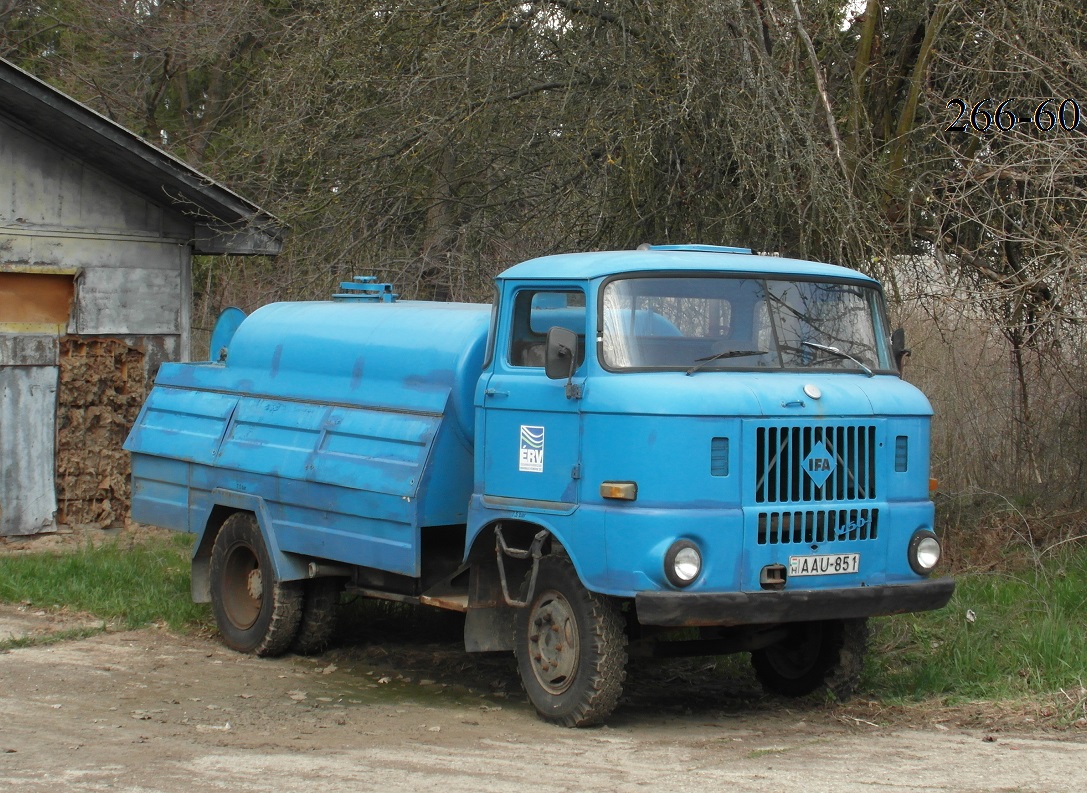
0, 335, 59, 535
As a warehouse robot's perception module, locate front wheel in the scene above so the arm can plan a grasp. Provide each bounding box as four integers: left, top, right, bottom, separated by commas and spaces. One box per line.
751, 618, 868, 699
514, 555, 628, 727
209, 512, 303, 656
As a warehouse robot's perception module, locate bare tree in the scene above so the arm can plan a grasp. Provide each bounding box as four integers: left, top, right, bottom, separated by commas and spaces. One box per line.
9, 0, 1087, 506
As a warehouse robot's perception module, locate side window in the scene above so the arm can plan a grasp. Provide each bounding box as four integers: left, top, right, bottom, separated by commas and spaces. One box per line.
508, 289, 586, 368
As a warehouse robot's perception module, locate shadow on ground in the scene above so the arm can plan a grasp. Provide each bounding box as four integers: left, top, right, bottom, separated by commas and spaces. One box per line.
320, 598, 791, 725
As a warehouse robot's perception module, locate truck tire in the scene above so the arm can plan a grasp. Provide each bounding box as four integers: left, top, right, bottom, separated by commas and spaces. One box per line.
291, 578, 344, 655
751, 618, 868, 699
514, 555, 628, 727
209, 512, 303, 657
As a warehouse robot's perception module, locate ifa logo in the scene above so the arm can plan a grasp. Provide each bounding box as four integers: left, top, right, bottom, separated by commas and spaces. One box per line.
802, 440, 836, 487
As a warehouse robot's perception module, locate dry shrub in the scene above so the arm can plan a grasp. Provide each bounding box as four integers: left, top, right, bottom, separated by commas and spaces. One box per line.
894, 263, 1087, 500
890, 261, 1087, 558
934, 489, 1087, 573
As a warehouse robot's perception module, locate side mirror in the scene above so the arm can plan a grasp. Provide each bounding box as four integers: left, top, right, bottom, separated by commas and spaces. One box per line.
891, 328, 911, 375
544, 326, 582, 398
545, 326, 578, 380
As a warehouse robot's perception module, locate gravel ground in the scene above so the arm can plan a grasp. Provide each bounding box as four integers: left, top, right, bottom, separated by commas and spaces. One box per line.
1, 603, 1085, 792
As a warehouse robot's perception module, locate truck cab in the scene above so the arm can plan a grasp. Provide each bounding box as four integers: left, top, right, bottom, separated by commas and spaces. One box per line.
125, 244, 953, 727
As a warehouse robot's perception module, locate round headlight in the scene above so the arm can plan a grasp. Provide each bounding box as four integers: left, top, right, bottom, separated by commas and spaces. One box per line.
908, 529, 942, 575
665, 540, 702, 587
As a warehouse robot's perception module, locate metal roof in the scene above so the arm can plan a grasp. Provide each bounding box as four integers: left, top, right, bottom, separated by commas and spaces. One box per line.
0, 58, 283, 255
497, 246, 878, 284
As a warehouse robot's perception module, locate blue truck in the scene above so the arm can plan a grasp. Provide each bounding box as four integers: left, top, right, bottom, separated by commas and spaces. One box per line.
124, 244, 954, 726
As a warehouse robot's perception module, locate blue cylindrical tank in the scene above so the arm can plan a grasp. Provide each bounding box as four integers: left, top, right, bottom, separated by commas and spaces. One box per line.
205, 299, 492, 445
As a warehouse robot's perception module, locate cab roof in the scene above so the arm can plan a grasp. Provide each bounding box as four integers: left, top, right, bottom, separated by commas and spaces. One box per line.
497, 245, 878, 285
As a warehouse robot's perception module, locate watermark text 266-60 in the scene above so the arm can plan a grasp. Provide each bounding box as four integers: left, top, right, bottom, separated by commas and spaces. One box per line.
946, 99, 1081, 133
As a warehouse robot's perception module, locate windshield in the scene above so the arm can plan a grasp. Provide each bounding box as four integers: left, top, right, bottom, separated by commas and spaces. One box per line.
599, 275, 892, 373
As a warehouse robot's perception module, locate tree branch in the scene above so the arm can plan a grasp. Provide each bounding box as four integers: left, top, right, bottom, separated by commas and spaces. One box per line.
789, 0, 849, 183
540, 0, 644, 39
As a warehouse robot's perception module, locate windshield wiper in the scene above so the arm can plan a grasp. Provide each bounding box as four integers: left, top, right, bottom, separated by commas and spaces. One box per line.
686, 349, 767, 376
800, 341, 873, 377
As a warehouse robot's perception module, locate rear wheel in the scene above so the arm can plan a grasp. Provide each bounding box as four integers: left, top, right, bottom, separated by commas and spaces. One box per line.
514, 555, 628, 727
291, 578, 344, 655
209, 512, 303, 656
751, 618, 868, 699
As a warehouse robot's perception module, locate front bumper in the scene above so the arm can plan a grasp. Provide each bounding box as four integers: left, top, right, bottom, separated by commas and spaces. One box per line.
635, 577, 955, 627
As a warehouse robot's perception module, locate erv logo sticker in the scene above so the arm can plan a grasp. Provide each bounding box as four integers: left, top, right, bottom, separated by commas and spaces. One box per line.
519, 425, 545, 472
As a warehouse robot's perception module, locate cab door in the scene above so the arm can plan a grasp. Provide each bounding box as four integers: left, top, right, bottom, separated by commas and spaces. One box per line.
480, 287, 586, 507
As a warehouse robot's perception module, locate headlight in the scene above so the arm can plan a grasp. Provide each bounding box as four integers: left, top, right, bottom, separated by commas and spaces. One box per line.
908, 529, 942, 576
664, 540, 702, 587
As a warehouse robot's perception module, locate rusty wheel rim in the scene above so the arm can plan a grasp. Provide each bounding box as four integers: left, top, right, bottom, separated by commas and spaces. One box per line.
222, 543, 262, 630
526, 590, 580, 695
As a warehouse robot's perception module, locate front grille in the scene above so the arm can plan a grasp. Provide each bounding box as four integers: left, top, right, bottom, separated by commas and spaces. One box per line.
757, 507, 879, 545
754, 424, 877, 504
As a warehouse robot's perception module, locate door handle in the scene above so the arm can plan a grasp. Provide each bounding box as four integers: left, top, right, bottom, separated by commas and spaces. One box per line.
485, 388, 509, 397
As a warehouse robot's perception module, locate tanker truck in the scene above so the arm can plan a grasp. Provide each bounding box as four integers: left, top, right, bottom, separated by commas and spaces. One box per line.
124, 244, 954, 726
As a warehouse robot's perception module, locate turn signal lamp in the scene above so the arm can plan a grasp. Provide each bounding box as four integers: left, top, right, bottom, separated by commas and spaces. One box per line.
600, 481, 638, 501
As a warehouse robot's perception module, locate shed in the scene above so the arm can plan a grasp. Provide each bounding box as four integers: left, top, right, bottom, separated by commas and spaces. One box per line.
0, 58, 283, 536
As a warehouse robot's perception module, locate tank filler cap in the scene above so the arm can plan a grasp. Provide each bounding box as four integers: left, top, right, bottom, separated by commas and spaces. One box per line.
332, 275, 399, 303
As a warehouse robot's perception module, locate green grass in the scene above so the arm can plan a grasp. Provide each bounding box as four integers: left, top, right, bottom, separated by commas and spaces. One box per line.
0, 533, 210, 631
866, 549, 1087, 702
1, 626, 110, 650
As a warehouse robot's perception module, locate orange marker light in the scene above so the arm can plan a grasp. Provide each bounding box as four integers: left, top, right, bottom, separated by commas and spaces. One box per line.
600, 481, 638, 501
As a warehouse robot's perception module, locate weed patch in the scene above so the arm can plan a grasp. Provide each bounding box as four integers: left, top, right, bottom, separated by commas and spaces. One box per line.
0, 625, 108, 652
866, 548, 1087, 722
0, 533, 210, 631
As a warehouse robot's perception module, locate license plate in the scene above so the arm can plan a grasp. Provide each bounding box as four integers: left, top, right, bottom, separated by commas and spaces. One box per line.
789, 553, 860, 577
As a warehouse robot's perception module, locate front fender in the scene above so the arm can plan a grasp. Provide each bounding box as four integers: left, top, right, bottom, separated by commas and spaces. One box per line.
465, 494, 600, 592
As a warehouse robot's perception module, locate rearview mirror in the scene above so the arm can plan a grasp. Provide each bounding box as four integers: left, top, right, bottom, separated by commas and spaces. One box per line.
545, 326, 578, 381
891, 328, 911, 375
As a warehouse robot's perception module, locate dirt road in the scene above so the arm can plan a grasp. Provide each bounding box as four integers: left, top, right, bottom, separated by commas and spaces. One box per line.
1, 604, 1084, 793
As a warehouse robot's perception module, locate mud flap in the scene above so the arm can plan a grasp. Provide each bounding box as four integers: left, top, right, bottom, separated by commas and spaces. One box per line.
464, 607, 515, 652
462, 526, 549, 652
